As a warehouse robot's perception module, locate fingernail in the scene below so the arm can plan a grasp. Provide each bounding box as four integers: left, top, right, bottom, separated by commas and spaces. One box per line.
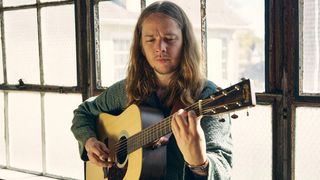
178, 109, 184, 114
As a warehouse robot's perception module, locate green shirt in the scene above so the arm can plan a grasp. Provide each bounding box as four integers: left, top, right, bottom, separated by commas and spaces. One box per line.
71, 79, 232, 180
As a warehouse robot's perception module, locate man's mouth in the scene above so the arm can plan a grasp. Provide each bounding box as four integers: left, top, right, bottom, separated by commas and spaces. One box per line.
157, 58, 170, 63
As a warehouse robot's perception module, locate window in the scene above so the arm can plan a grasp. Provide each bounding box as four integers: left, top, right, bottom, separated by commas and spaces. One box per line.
295, 107, 320, 180
0, 0, 83, 179
96, 0, 268, 179
295, 0, 320, 179
232, 105, 272, 179
207, 0, 265, 92
5, 8, 40, 84
97, 0, 139, 87
8, 0, 318, 179
301, 0, 320, 94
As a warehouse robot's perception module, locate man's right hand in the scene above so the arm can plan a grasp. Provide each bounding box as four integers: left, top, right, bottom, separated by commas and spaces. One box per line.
85, 137, 112, 167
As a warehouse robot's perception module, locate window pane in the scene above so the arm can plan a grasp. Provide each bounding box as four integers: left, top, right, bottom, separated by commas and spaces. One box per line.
0, 36, 3, 84
3, 0, 35, 6
44, 93, 83, 179
0, 92, 5, 166
296, 107, 320, 179
41, 5, 77, 86
40, 0, 69, 2
8, 92, 41, 172
4, 9, 40, 84
98, 1, 140, 87
207, 0, 265, 92
301, 0, 320, 93
146, 0, 201, 30
232, 105, 272, 179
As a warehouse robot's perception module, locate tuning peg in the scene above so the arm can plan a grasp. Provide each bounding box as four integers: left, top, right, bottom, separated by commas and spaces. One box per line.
219, 118, 226, 122
241, 77, 247, 81
231, 114, 238, 119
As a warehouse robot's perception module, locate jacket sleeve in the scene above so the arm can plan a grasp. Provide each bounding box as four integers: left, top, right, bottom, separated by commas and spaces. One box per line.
184, 81, 233, 180
70, 80, 127, 161
204, 114, 232, 179
183, 114, 232, 180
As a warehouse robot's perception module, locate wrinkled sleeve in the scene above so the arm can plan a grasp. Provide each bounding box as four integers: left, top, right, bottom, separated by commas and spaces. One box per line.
204, 114, 232, 179
70, 80, 127, 161
183, 114, 232, 180
184, 81, 232, 180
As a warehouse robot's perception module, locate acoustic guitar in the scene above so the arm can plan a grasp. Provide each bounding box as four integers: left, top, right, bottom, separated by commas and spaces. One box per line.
85, 79, 256, 180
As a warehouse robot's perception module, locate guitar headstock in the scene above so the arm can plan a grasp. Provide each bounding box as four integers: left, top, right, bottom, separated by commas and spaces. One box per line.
192, 79, 256, 116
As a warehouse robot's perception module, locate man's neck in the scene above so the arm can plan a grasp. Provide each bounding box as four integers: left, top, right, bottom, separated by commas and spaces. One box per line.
156, 75, 171, 100
155, 72, 173, 88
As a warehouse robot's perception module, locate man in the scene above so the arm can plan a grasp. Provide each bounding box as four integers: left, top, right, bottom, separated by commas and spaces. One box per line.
71, 1, 232, 179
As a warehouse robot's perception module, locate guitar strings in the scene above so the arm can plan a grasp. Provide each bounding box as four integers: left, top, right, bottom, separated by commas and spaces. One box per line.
112, 93, 241, 156
112, 87, 243, 156
117, 102, 242, 159
112, 100, 202, 153
113, 116, 172, 154
111, 97, 222, 156
112, 97, 233, 156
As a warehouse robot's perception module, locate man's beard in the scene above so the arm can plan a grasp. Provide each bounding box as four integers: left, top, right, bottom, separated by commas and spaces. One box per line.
153, 66, 177, 75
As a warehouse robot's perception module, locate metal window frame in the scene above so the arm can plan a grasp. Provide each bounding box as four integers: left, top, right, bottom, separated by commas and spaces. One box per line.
267, 0, 320, 179
294, 0, 320, 103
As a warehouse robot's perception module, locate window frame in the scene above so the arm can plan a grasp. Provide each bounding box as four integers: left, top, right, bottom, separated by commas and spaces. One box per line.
0, 0, 83, 179
267, 0, 320, 179
0, 0, 319, 179
294, 0, 320, 103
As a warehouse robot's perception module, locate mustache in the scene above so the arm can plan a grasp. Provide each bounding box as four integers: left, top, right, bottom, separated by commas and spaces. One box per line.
154, 54, 170, 59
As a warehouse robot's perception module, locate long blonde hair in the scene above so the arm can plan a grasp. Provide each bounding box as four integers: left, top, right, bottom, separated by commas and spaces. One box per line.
126, 1, 205, 107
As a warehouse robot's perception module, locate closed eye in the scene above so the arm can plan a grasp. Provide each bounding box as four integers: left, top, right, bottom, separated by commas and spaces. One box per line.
165, 38, 175, 42
146, 38, 155, 42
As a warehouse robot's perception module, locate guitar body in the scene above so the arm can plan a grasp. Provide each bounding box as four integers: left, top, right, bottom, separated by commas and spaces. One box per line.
86, 104, 167, 180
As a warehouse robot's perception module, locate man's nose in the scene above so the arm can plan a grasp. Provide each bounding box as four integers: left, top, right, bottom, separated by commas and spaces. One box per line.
155, 40, 167, 53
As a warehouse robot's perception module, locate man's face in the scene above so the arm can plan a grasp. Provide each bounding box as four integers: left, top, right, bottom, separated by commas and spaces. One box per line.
141, 13, 183, 77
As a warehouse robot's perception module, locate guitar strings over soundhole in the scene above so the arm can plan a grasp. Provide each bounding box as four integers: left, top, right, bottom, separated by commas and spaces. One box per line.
117, 136, 128, 165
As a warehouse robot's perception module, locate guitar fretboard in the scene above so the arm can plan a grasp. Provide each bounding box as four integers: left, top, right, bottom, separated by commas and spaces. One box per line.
126, 105, 200, 154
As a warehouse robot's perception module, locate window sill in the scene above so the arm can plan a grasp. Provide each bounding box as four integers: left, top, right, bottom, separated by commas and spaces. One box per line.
0, 168, 58, 180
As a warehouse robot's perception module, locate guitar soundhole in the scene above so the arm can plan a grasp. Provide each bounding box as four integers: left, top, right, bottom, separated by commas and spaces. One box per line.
117, 136, 127, 165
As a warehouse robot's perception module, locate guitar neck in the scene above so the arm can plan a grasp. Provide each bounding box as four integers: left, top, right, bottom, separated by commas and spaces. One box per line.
125, 79, 256, 154
126, 106, 202, 154
126, 116, 173, 153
